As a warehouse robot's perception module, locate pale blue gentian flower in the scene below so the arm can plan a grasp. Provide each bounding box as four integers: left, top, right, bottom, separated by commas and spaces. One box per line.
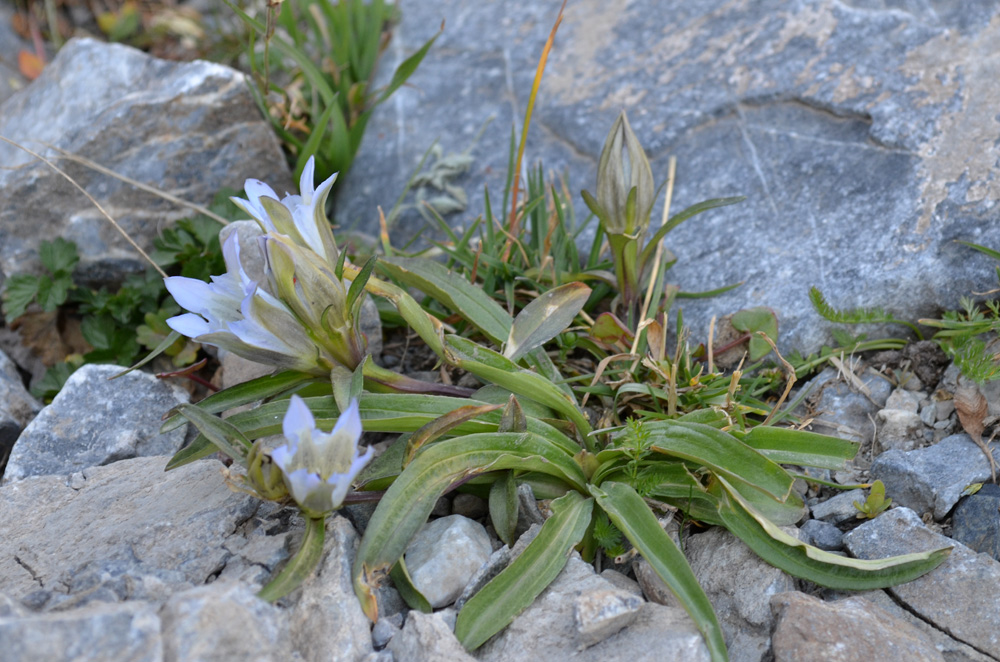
230, 156, 340, 265
270, 395, 373, 517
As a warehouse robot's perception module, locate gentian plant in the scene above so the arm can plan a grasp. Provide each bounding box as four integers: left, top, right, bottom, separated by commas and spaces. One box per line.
161, 155, 952, 661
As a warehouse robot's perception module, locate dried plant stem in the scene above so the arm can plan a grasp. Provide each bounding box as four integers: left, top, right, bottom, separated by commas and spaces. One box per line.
0, 136, 167, 278
630, 155, 677, 362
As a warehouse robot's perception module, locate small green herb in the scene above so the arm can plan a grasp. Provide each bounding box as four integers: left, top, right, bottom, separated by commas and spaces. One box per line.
854, 480, 892, 519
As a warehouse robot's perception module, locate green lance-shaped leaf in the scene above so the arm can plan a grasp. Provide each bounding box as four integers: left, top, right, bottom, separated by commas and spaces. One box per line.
642, 420, 795, 504
455, 491, 593, 650
161, 371, 315, 433
639, 196, 746, 271
170, 403, 253, 467
498, 394, 527, 433
258, 516, 326, 602
113, 330, 183, 380
504, 282, 591, 363
489, 470, 519, 546
405, 403, 502, 466
378, 257, 512, 345
444, 335, 592, 443
390, 557, 433, 614
592, 481, 727, 662
739, 426, 859, 470
713, 477, 952, 589
353, 433, 587, 621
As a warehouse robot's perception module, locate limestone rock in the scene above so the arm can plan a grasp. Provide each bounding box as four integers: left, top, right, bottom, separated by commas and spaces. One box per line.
337, 1, 1000, 355
770, 591, 943, 662
477, 554, 709, 662
791, 366, 892, 444
810, 489, 865, 526
870, 434, 1000, 520
0, 455, 259, 604
160, 582, 290, 662
3, 363, 190, 484
0, 601, 162, 662
0, 37, 292, 289
843, 507, 1000, 658
0, 347, 41, 473
287, 515, 374, 662
404, 514, 493, 608
388, 610, 475, 662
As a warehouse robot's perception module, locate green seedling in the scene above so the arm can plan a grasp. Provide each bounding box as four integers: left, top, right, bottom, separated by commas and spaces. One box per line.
854, 480, 892, 519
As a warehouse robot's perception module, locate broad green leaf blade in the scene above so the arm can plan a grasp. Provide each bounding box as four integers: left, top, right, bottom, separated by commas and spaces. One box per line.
455, 491, 593, 650
390, 558, 433, 613
353, 433, 585, 620
259, 516, 325, 602
160, 371, 314, 433
643, 421, 794, 503
730, 307, 778, 361
489, 471, 519, 546
378, 257, 512, 344
171, 403, 253, 466
505, 282, 591, 362
740, 426, 858, 470
405, 403, 502, 465
714, 478, 952, 589
445, 335, 592, 441
592, 482, 727, 662
957, 240, 1000, 261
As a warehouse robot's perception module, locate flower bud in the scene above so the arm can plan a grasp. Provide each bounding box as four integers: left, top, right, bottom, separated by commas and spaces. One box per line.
594, 110, 654, 236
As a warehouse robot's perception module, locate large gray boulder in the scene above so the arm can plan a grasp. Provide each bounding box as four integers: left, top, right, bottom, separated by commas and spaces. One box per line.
2, 363, 191, 484
337, 1, 1000, 354
0, 37, 292, 291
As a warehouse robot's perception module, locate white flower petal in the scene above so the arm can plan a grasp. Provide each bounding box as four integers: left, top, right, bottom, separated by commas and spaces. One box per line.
282, 395, 315, 448
166, 313, 212, 338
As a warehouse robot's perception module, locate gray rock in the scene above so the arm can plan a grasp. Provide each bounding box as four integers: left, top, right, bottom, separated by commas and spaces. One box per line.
950, 482, 1000, 562
3, 364, 190, 484
810, 489, 866, 526
0, 348, 41, 472
404, 514, 492, 608
870, 434, 1000, 520
337, 1, 1000, 355
451, 493, 488, 520
637, 527, 796, 662
388, 610, 475, 662
843, 507, 1000, 658
453, 544, 510, 611
0, 600, 162, 662
798, 519, 844, 551
574, 586, 644, 649
0, 37, 292, 289
770, 591, 943, 662
287, 515, 374, 662
877, 408, 925, 452
514, 483, 546, 539
599, 569, 643, 597
855, 589, 994, 662
160, 582, 290, 662
476, 554, 709, 661
885, 388, 922, 414
793, 366, 892, 443
0, 4, 30, 106
0, 455, 258, 604
372, 613, 404, 649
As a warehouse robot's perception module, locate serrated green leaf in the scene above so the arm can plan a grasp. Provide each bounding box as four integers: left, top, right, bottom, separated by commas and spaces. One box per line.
505, 282, 591, 362
81, 315, 117, 350
592, 481, 726, 662
1, 273, 40, 321
36, 274, 73, 312
455, 491, 593, 650
38, 237, 79, 274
